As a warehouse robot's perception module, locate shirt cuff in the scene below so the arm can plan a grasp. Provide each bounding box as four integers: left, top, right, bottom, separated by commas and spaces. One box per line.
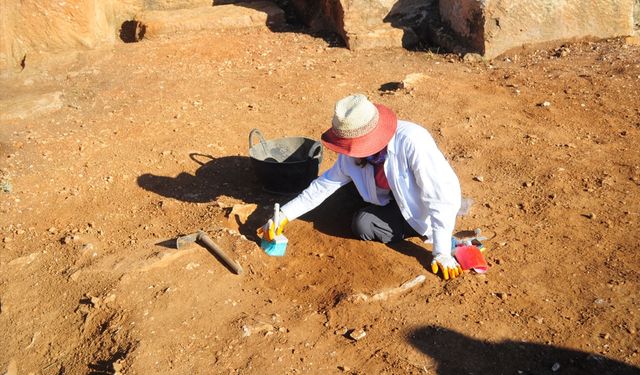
432, 228, 454, 258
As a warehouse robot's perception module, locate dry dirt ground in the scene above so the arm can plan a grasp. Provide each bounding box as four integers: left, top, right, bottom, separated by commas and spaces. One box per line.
1, 25, 640, 375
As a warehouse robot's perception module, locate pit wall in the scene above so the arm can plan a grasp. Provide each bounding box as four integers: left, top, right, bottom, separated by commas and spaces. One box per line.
439, 0, 636, 58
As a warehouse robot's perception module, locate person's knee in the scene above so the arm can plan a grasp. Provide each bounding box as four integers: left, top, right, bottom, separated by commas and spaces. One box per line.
351, 209, 374, 241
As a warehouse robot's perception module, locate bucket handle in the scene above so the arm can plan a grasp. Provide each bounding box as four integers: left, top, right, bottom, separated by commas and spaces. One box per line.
308, 142, 323, 161
249, 128, 268, 156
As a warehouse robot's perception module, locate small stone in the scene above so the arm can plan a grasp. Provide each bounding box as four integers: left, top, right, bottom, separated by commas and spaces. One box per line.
3, 237, 12, 243
62, 236, 73, 244
600, 333, 610, 340
584, 212, 596, 219
552, 362, 561, 372
242, 325, 251, 337
338, 365, 351, 372
496, 292, 507, 300
463, 53, 484, 63
348, 328, 366, 341
1, 180, 12, 193
539, 101, 551, 107
523, 181, 533, 187
48, 227, 57, 234
624, 36, 640, 45
400, 73, 427, 90
473, 176, 484, 182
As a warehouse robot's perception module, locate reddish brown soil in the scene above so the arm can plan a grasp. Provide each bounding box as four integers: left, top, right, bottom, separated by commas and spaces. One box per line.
1, 27, 639, 374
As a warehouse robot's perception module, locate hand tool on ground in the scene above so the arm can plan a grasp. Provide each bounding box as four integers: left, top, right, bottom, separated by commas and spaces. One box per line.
176, 230, 243, 275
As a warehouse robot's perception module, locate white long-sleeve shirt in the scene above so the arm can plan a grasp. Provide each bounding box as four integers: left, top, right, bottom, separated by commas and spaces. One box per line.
281, 121, 461, 257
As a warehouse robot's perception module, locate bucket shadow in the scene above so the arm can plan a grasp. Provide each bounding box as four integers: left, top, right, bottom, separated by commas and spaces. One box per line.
137, 153, 285, 240
409, 325, 640, 375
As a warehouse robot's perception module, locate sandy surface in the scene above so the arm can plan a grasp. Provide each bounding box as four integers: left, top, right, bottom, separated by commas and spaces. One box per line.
1, 27, 639, 374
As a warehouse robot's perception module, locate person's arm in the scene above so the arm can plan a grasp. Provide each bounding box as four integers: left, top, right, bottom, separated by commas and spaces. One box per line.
280, 156, 352, 221
406, 137, 462, 278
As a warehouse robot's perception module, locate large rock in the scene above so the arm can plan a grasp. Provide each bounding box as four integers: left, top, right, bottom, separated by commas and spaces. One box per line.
439, 0, 636, 58
0, 0, 151, 74
137, 2, 286, 38
0, 0, 286, 74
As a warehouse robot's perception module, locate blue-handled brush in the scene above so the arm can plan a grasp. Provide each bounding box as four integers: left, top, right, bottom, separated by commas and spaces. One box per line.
260, 203, 288, 256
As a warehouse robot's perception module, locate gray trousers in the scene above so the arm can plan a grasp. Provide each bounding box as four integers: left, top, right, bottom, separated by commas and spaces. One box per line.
351, 201, 418, 243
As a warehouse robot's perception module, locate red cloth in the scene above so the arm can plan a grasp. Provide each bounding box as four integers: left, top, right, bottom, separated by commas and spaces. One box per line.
454, 245, 489, 273
373, 163, 390, 189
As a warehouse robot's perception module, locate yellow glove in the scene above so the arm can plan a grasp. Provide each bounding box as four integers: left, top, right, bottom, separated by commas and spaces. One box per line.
431, 254, 463, 280
257, 212, 288, 241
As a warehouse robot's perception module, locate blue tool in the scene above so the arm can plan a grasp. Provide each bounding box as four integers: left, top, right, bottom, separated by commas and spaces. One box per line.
260, 203, 288, 256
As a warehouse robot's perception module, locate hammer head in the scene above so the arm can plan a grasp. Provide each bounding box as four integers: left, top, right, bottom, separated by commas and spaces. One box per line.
176, 232, 201, 249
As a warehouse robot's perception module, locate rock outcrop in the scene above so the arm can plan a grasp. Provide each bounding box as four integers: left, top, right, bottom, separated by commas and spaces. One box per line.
0, 0, 283, 74
439, 0, 636, 58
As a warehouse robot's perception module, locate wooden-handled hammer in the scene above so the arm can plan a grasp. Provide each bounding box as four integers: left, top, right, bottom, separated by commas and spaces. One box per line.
176, 230, 243, 275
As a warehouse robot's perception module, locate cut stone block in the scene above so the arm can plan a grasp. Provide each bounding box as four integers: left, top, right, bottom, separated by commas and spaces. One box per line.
439, 0, 636, 58
138, 1, 286, 37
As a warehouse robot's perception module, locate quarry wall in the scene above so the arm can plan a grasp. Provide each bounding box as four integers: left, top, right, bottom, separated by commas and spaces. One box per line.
1, 0, 639, 74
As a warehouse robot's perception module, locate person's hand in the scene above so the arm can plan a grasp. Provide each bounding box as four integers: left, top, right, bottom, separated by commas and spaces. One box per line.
257, 211, 288, 241
431, 254, 462, 280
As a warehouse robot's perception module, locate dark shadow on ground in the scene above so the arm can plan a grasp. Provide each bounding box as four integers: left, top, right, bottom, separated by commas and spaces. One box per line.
298, 183, 366, 239
409, 325, 640, 375
387, 239, 433, 270
138, 154, 288, 240
138, 154, 357, 242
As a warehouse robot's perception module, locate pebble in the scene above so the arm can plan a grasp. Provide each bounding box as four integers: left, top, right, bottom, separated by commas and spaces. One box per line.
338, 365, 351, 372
3, 237, 12, 243
1, 181, 12, 193
463, 53, 484, 63
348, 328, 366, 341
48, 227, 57, 234
473, 175, 484, 182
523, 181, 533, 187
552, 362, 561, 372
540, 101, 551, 107
584, 212, 596, 219
496, 292, 507, 300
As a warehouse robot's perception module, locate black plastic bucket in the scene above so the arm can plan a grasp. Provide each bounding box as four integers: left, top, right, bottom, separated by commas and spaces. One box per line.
249, 129, 323, 194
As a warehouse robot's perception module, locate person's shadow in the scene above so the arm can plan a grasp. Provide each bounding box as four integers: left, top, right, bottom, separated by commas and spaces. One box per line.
409, 325, 640, 375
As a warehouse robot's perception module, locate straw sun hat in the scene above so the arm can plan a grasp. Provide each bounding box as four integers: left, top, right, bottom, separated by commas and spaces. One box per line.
321, 94, 397, 158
